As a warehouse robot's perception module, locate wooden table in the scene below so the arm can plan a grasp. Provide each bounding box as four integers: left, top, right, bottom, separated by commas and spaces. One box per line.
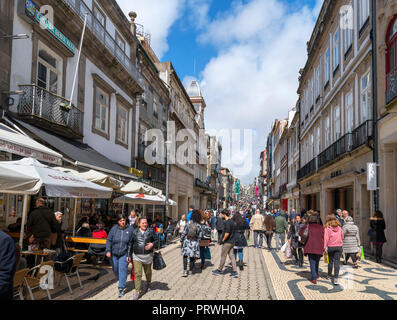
21, 250, 56, 265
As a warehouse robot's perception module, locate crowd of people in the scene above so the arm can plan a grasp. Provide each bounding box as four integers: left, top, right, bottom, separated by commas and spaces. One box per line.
0, 195, 389, 300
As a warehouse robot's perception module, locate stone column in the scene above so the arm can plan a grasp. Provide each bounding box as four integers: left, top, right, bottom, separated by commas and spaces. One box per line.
339, 188, 345, 210
327, 189, 334, 215
302, 195, 307, 211
311, 194, 316, 211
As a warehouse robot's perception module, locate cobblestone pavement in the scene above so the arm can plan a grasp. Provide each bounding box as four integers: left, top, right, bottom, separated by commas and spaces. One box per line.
261, 237, 397, 300
30, 235, 397, 300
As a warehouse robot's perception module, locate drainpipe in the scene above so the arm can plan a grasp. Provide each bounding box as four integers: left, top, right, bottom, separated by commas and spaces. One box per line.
371, 0, 379, 211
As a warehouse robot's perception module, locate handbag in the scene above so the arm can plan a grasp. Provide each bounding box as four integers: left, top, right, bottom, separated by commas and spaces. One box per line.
284, 242, 292, 259
360, 246, 365, 260
204, 247, 211, 260
130, 261, 135, 281
153, 251, 166, 270
281, 241, 288, 253
324, 252, 329, 264
299, 225, 309, 245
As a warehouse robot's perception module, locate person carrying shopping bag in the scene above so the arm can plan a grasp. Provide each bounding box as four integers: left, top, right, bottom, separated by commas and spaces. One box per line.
232, 212, 249, 271
323, 214, 344, 285
287, 215, 304, 267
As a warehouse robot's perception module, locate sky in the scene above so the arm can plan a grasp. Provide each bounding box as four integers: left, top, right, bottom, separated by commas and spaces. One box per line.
117, 0, 323, 185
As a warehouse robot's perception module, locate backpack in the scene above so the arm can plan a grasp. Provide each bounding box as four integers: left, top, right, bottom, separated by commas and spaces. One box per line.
186, 221, 199, 240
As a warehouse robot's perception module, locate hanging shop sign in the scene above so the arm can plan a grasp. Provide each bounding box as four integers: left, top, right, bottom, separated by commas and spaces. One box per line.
18, 0, 76, 54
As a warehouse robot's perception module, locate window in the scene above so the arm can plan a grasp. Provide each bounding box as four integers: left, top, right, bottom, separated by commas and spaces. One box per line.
344, 23, 353, 55
37, 42, 62, 95
116, 104, 128, 144
325, 115, 330, 148
386, 17, 397, 103
324, 48, 330, 85
94, 87, 109, 134
315, 126, 321, 156
361, 72, 371, 123
345, 91, 354, 133
93, 4, 106, 40
115, 32, 126, 52
315, 66, 321, 100
359, 0, 370, 29
333, 29, 340, 71
334, 105, 341, 140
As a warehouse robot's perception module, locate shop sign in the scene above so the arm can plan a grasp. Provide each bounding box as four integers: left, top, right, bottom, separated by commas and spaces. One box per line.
367, 162, 378, 191
0, 139, 62, 165
19, 0, 76, 54
129, 167, 143, 178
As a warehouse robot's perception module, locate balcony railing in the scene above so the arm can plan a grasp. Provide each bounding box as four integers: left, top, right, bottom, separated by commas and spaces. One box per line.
279, 183, 287, 195
318, 133, 352, 169
386, 69, 397, 105
352, 120, 373, 150
297, 157, 317, 180
17, 84, 83, 138
63, 0, 140, 84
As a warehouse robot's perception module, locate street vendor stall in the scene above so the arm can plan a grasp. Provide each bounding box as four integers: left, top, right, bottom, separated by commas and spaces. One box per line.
0, 157, 113, 245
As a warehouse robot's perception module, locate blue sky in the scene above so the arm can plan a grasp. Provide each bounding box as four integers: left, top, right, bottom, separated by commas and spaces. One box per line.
118, 0, 323, 185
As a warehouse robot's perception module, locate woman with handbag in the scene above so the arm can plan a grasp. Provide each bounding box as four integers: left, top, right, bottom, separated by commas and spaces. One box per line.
287, 215, 304, 267
324, 214, 344, 285
299, 214, 324, 284
264, 213, 276, 250
127, 216, 158, 300
232, 212, 249, 271
199, 211, 212, 271
342, 216, 361, 268
370, 210, 387, 263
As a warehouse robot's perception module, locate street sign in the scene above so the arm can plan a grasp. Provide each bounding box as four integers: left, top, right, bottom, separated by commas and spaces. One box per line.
367, 162, 377, 191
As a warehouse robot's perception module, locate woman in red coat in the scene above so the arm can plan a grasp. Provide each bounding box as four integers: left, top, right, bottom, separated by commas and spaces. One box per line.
299, 214, 324, 284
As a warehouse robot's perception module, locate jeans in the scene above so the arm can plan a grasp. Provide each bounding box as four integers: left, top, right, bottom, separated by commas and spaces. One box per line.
233, 248, 243, 262
200, 246, 206, 266
218, 242, 237, 272
275, 232, 286, 250
111, 254, 128, 290
253, 231, 264, 248
373, 243, 384, 261
265, 232, 273, 249
327, 246, 343, 278
133, 260, 152, 294
308, 254, 321, 281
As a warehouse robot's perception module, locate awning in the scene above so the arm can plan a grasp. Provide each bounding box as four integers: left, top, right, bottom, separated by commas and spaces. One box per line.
13, 119, 137, 180
121, 181, 162, 195
0, 165, 41, 194
0, 122, 62, 165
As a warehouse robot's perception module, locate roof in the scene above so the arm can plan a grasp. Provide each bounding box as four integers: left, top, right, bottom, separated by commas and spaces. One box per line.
13, 119, 137, 180
186, 80, 202, 97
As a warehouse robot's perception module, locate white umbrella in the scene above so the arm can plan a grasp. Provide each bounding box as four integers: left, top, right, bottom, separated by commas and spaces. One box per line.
54, 167, 125, 190
120, 181, 162, 195
0, 158, 113, 243
0, 166, 40, 194
113, 193, 176, 206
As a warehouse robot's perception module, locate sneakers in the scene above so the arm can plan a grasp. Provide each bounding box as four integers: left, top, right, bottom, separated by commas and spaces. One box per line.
118, 288, 126, 298
333, 278, 339, 285
145, 284, 152, 292
230, 271, 238, 278
182, 270, 188, 277
311, 280, 317, 284
133, 292, 141, 300
188, 270, 193, 275
212, 269, 222, 276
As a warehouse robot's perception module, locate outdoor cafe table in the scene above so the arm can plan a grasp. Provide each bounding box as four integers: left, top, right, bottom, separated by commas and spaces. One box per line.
21, 249, 56, 265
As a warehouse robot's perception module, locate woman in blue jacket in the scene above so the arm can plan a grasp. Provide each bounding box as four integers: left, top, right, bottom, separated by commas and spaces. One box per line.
106, 214, 134, 298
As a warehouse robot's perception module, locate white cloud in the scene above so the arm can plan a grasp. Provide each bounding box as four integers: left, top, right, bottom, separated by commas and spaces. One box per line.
192, 0, 322, 184
117, 0, 185, 58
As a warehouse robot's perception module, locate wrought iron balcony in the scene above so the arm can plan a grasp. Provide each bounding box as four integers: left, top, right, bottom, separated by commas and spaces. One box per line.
386, 69, 397, 105
351, 120, 373, 150
318, 133, 352, 169
63, 0, 140, 86
17, 84, 83, 139
297, 157, 317, 180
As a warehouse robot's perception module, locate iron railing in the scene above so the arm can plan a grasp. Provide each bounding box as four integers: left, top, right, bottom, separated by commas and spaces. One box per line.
386, 69, 397, 105
18, 84, 83, 136
352, 120, 373, 150
297, 157, 317, 180
318, 133, 352, 169
63, 0, 140, 84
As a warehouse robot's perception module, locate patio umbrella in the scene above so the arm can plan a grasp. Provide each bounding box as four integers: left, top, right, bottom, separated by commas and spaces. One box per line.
0, 157, 113, 244
113, 193, 176, 206
0, 166, 40, 194
120, 181, 162, 195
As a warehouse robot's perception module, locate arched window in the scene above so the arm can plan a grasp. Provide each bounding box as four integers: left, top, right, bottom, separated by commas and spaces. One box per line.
386, 16, 397, 103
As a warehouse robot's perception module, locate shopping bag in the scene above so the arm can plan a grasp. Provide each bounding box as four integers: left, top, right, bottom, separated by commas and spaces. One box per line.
211, 229, 217, 241
153, 251, 166, 270
281, 241, 288, 253
324, 252, 329, 264
360, 246, 365, 260
130, 261, 135, 281
204, 247, 211, 260
284, 242, 292, 259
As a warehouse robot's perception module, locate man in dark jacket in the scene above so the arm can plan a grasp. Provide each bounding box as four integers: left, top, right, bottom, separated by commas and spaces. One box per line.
27, 198, 58, 249
127, 217, 158, 300
0, 230, 17, 300
216, 212, 225, 244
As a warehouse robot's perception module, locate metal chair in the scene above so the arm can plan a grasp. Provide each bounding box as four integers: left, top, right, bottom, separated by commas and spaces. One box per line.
54, 253, 85, 294
24, 261, 54, 300
13, 268, 30, 300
